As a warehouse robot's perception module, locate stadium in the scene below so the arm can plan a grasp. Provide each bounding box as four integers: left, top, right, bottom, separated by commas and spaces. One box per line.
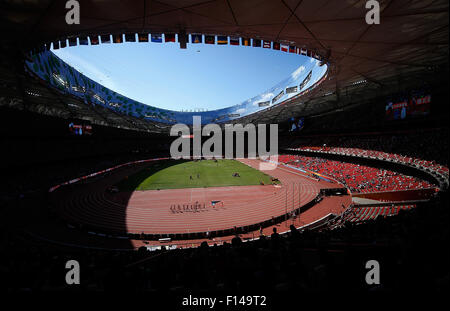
0, 0, 449, 299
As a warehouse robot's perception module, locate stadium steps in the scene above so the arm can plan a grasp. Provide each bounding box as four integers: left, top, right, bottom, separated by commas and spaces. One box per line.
345, 205, 416, 224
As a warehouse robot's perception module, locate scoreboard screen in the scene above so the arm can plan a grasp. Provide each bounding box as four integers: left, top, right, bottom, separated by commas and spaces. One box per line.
385, 93, 431, 121
288, 117, 305, 132
69, 122, 93, 136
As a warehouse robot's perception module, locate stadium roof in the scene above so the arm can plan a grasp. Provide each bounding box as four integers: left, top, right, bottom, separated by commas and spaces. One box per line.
1, 0, 448, 125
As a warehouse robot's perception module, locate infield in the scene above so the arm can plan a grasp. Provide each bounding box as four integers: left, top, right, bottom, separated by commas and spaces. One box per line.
116, 159, 279, 191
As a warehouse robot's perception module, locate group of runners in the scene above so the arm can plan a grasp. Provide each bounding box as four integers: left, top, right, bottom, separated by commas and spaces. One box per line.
169, 201, 224, 214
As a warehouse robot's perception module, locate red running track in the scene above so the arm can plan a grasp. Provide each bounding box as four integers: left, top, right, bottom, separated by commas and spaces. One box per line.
53, 158, 345, 235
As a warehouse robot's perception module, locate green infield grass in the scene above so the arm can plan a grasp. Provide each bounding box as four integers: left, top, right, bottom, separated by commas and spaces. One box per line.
116, 159, 279, 191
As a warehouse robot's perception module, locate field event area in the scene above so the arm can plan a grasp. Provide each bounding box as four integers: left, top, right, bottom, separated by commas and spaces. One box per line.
115, 159, 279, 191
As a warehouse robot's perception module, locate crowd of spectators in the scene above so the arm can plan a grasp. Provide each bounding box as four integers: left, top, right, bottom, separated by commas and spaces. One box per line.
0, 192, 447, 292
0, 121, 447, 292
285, 128, 449, 167
278, 155, 434, 193
1, 144, 446, 292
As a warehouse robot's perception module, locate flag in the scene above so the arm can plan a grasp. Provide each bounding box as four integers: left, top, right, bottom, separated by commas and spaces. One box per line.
289, 45, 296, 53
296, 47, 301, 54
253, 39, 261, 47
217, 35, 228, 45
241, 38, 251, 46
60, 39, 67, 48
113, 34, 123, 43
280, 44, 288, 52
89, 35, 99, 45
263, 40, 271, 48
68, 37, 77, 46
138, 33, 148, 42
125, 33, 136, 42
151, 34, 162, 43
230, 37, 239, 46
205, 35, 215, 44
272, 42, 280, 50
178, 34, 189, 43
165, 33, 175, 42
100, 35, 111, 44
191, 34, 202, 44
79, 37, 89, 45
52, 41, 60, 50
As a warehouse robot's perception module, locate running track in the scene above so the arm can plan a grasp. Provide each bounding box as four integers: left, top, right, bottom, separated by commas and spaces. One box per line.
53, 158, 346, 236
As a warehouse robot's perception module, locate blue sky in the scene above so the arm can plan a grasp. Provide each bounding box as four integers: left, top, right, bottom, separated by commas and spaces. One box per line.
53, 40, 311, 111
